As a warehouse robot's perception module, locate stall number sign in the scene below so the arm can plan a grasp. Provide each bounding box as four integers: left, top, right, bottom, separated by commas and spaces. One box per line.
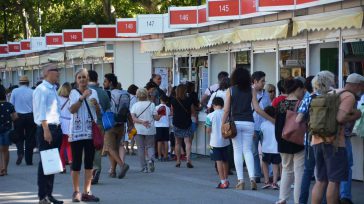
64, 31, 82, 42
117, 21, 137, 34
241, 0, 257, 14
259, 0, 294, 7
208, 0, 240, 17
98, 26, 117, 39
137, 15, 163, 34
46, 35, 63, 46
31, 37, 47, 50
9, 44, 21, 52
170, 10, 197, 25
0, 45, 8, 54
21, 41, 31, 50
83, 27, 97, 39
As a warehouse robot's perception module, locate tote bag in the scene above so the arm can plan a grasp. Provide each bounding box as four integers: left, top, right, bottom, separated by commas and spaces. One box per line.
282, 101, 306, 145
40, 148, 63, 175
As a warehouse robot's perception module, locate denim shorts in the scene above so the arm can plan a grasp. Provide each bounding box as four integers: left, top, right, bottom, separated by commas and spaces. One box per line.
210, 146, 229, 161
0, 130, 11, 146
312, 143, 348, 182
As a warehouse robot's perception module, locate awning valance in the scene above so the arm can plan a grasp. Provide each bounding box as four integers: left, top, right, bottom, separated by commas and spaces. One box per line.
84, 46, 105, 59
40, 54, 49, 64
0, 61, 6, 69
26, 56, 40, 66
164, 20, 288, 52
141, 39, 164, 53
252, 40, 277, 53
293, 7, 363, 36
235, 20, 289, 43
66, 49, 84, 60
278, 33, 307, 50
48, 52, 64, 62
6, 59, 17, 68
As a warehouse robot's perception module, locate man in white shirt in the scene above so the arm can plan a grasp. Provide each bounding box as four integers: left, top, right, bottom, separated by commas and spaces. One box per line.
252, 71, 271, 183
10, 75, 36, 165
33, 64, 63, 204
200, 71, 229, 107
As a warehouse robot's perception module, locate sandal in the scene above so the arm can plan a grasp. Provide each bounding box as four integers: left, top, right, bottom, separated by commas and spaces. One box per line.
109, 171, 116, 178
275, 200, 286, 204
0, 169, 6, 176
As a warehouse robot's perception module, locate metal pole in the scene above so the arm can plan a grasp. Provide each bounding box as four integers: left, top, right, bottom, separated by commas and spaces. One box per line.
188, 55, 192, 81
276, 40, 280, 88
338, 29, 343, 88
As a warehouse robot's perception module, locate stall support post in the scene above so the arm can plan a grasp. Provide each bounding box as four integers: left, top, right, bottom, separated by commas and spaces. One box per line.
101, 61, 104, 82
250, 43, 254, 75
228, 49, 231, 74
306, 43, 310, 77
338, 29, 343, 88
275, 41, 280, 87
188, 55, 192, 81
172, 56, 175, 86
31, 68, 34, 86
207, 54, 211, 87
63, 67, 66, 83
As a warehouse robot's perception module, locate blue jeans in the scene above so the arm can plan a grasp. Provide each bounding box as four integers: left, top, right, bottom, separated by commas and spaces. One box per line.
252, 130, 263, 178
299, 145, 327, 204
340, 137, 353, 201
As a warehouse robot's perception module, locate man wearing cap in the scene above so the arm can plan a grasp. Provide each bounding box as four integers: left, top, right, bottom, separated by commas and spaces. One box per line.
311, 73, 363, 204
339, 73, 364, 204
10, 75, 36, 165
33, 64, 63, 204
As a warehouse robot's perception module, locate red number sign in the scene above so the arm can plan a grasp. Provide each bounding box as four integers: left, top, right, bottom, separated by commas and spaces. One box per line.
170, 9, 198, 25
208, 0, 240, 17
83, 27, 97, 39
296, 0, 317, 3
20, 41, 31, 51
117, 20, 137, 34
8, 43, 21, 52
241, 0, 257, 14
98, 26, 117, 39
63, 30, 83, 43
259, 0, 294, 6
0, 45, 8, 54
46, 34, 63, 46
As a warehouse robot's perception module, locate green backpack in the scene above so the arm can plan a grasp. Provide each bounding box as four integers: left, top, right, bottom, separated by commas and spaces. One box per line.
308, 91, 349, 142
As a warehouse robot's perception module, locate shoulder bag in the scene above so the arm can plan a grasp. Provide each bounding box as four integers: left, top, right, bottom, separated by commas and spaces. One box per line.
76, 89, 104, 150
282, 100, 306, 145
221, 88, 237, 139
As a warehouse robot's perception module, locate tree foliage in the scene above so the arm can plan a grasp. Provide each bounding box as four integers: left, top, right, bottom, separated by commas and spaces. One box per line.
1, 0, 205, 44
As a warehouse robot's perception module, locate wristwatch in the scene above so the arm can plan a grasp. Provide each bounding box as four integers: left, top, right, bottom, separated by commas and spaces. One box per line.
78, 98, 83, 103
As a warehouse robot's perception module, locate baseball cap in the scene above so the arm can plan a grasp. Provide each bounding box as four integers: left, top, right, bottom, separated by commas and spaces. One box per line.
346, 73, 364, 84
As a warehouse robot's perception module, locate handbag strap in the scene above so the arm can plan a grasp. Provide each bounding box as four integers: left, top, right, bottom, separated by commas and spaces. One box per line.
136, 102, 152, 118
74, 89, 94, 121
229, 87, 233, 121
61, 98, 70, 110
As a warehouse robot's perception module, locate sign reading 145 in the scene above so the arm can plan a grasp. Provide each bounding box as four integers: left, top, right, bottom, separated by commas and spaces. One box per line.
219, 4, 230, 13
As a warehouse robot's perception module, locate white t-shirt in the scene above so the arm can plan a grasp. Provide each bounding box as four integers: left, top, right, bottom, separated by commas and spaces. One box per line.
131, 101, 156, 135
204, 84, 219, 96
59, 96, 71, 135
205, 109, 230, 147
260, 120, 278, 154
69, 89, 99, 142
153, 104, 170, 128
207, 89, 227, 108
129, 94, 137, 110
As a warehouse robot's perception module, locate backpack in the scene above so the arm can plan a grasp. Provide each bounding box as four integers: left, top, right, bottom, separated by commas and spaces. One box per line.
308, 90, 351, 143
111, 90, 131, 123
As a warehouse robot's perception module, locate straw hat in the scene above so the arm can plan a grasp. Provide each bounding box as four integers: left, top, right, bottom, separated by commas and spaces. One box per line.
19, 76, 29, 83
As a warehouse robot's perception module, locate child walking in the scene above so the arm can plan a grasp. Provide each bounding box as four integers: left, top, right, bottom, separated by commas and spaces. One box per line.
205, 97, 230, 189
153, 95, 171, 161
260, 106, 281, 190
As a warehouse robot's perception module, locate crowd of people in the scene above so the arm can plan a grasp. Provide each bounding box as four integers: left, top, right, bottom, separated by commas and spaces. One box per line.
0, 63, 363, 204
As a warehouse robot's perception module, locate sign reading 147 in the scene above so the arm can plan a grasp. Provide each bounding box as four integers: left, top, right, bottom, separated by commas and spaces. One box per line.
146, 21, 155, 27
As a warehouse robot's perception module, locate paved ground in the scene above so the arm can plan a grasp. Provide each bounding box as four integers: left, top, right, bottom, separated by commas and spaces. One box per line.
0, 146, 363, 204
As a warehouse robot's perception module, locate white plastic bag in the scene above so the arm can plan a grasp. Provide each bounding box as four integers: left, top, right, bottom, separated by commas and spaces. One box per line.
40, 148, 63, 175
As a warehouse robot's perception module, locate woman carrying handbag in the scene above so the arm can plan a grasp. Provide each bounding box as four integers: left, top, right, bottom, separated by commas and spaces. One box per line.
69, 68, 101, 202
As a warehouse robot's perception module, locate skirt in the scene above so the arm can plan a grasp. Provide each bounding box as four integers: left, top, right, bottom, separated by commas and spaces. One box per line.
173, 126, 193, 138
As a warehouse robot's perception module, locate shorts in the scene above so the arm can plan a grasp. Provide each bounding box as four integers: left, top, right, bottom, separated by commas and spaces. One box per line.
103, 125, 124, 153
313, 143, 348, 182
210, 146, 229, 161
0, 130, 11, 146
262, 153, 281, 165
156, 127, 170, 142
173, 126, 193, 138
